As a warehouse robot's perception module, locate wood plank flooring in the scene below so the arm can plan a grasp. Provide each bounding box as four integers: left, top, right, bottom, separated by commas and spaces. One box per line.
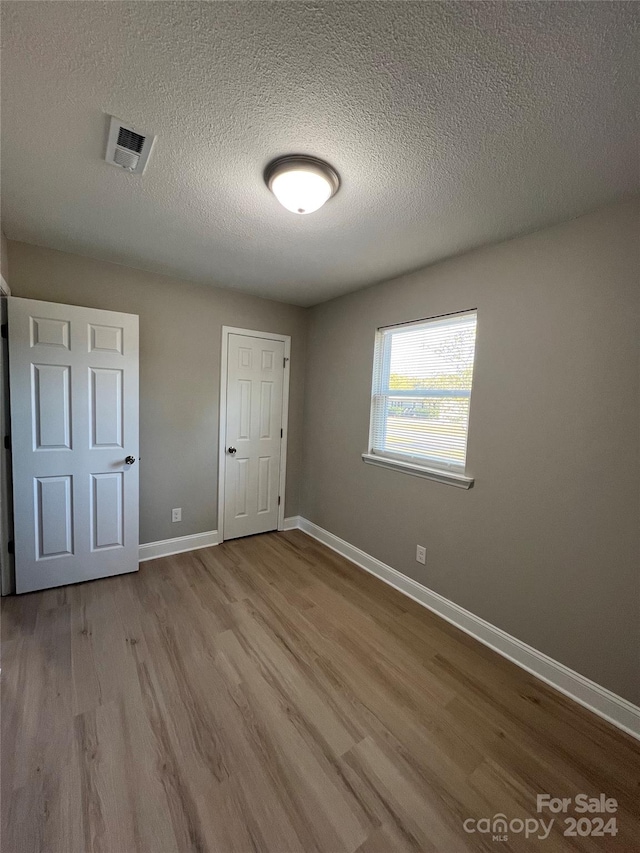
2, 530, 639, 852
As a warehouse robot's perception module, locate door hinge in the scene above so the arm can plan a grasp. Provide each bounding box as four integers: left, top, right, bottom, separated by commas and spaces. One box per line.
278, 496, 281, 506
3, 435, 10, 451
7, 540, 14, 555
1, 323, 7, 339
280, 428, 283, 439
283, 356, 289, 368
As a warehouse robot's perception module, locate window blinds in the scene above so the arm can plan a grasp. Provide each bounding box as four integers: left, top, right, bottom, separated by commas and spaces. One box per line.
369, 311, 477, 471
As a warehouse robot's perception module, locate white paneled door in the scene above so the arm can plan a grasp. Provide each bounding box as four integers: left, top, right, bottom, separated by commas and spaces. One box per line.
8, 297, 139, 593
223, 333, 285, 540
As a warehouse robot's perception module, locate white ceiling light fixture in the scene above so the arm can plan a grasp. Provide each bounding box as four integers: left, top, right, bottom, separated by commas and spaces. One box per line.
265, 155, 340, 215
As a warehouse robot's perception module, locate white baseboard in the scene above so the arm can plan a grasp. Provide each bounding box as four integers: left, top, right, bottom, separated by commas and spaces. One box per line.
139, 529, 220, 562
140, 519, 299, 561
295, 517, 640, 742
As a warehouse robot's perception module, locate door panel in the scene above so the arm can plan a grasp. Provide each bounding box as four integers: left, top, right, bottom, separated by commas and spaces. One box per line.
32, 363, 72, 450
224, 333, 284, 540
30, 316, 70, 349
35, 475, 73, 558
259, 381, 274, 438
9, 297, 139, 593
238, 379, 251, 439
88, 323, 123, 354
90, 472, 124, 550
90, 368, 123, 448
235, 458, 249, 518
257, 456, 271, 514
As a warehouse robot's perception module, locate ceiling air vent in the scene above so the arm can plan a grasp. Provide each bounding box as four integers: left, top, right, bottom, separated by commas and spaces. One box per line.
105, 116, 155, 174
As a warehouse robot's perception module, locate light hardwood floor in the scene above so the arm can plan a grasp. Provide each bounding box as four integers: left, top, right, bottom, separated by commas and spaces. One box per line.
2, 530, 639, 852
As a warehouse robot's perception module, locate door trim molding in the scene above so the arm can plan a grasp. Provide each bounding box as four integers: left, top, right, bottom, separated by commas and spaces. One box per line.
0, 277, 11, 595
290, 517, 640, 742
217, 327, 291, 542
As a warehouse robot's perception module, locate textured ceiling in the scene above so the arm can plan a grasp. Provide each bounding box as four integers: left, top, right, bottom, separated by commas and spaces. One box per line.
1, 2, 638, 306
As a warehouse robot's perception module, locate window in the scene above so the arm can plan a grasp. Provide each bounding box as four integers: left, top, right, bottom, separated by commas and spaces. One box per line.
364, 310, 477, 487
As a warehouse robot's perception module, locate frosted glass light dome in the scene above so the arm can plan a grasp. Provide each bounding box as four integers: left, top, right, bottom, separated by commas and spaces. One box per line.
265, 156, 340, 215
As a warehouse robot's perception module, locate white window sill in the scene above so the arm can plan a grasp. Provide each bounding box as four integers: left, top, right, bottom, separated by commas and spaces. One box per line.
361, 453, 474, 489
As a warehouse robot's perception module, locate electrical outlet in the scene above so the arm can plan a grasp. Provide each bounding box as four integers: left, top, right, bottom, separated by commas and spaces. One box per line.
416, 544, 426, 565
171, 508, 182, 523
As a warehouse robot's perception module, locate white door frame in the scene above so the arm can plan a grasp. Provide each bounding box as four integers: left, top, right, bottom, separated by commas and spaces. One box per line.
0, 275, 12, 595
218, 326, 291, 542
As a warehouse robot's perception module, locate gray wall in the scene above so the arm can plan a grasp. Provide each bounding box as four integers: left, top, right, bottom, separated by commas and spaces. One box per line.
301, 198, 640, 704
7, 242, 307, 544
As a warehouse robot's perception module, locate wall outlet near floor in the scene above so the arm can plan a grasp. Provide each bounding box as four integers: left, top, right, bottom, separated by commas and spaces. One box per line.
416, 544, 426, 565
171, 508, 182, 523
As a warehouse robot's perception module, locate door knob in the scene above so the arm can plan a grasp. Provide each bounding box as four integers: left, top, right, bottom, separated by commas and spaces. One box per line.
125, 456, 136, 465
227, 446, 237, 455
